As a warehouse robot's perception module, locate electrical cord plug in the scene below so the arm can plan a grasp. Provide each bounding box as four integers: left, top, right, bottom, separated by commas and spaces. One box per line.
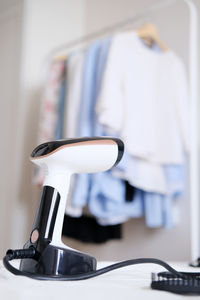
5, 248, 36, 260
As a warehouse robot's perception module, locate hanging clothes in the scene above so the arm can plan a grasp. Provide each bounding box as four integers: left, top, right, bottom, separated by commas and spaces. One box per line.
36, 29, 189, 233
69, 38, 126, 225
96, 31, 189, 164
63, 39, 123, 242
95, 31, 189, 228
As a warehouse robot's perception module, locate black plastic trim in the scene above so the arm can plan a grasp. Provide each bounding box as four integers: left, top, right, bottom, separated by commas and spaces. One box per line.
112, 138, 124, 167
32, 186, 60, 243
20, 245, 97, 276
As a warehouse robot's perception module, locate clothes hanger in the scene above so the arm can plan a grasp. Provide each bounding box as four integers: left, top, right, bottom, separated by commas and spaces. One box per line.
137, 23, 169, 51
53, 24, 169, 61
54, 53, 68, 62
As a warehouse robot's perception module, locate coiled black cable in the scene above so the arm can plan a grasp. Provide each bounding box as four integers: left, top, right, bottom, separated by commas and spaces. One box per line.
4, 248, 200, 295
3, 248, 187, 281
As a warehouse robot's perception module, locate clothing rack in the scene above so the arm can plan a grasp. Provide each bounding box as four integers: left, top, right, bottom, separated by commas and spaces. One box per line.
47, 0, 199, 262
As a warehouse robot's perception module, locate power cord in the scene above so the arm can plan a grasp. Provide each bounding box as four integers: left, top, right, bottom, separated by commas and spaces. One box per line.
3, 248, 200, 295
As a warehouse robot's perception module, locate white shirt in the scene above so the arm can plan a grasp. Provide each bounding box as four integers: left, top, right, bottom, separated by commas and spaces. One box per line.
63, 51, 85, 216
64, 51, 85, 138
96, 31, 189, 164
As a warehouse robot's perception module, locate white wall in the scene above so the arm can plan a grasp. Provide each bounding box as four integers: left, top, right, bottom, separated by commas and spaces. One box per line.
15, 0, 86, 250
0, 0, 24, 258
0, 0, 86, 257
0, 0, 199, 261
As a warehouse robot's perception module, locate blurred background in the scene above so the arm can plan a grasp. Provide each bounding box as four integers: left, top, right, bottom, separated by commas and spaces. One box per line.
0, 0, 199, 261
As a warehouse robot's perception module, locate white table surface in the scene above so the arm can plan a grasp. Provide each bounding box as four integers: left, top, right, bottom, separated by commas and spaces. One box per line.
0, 260, 199, 300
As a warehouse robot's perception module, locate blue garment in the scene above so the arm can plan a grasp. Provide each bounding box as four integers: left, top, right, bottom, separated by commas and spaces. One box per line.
143, 164, 185, 229
88, 38, 126, 220
114, 146, 185, 228
72, 38, 126, 213
76, 43, 101, 136
55, 62, 67, 139
89, 173, 145, 220
71, 41, 102, 208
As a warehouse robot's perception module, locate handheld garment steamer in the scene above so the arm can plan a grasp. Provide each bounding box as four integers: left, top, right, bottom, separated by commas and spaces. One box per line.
21, 137, 123, 276
3, 137, 200, 295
